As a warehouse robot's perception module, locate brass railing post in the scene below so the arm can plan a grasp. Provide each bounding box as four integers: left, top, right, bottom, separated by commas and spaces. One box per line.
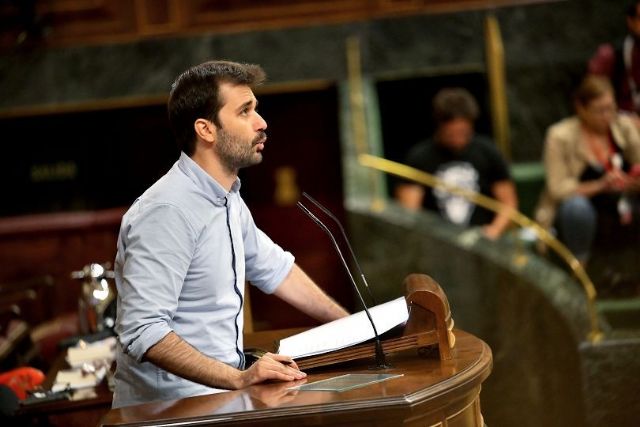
346, 36, 385, 211
485, 13, 511, 161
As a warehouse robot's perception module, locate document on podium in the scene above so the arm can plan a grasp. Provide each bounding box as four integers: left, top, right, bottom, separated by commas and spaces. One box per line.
277, 296, 409, 359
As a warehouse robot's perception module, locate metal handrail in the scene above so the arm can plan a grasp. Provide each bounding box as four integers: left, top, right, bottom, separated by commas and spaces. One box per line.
358, 153, 603, 343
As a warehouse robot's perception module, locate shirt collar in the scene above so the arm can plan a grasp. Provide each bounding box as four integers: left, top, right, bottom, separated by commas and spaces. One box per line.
177, 152, 241, 206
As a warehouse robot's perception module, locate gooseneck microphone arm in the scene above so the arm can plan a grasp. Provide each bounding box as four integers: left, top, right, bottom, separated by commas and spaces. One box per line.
297, 200, 389, 369
301, 192, 377, 306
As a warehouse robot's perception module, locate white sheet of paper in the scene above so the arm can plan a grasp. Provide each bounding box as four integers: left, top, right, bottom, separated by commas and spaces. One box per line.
53, 367, 106, 391
277, 296, 408, 359
65, 336, 116, 368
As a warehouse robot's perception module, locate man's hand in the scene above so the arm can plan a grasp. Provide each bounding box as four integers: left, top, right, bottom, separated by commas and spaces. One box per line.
145, 332, 305, 392
236, 352, 306, 389
395, 184, 425, 211
484, 180, 518, 240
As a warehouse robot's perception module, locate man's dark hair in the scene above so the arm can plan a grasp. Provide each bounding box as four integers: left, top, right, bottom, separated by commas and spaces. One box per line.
432, 88, 479, 125
627, 1, 640, 17
168, 60, 266, 155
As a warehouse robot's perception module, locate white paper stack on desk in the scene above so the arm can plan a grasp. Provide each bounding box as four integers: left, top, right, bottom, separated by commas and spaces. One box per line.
52, 336, 116, 392
66, 336, 116, 368
53, 369, 106, 391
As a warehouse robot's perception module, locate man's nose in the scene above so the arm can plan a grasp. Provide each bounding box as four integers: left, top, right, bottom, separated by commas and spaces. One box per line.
255, 112, 267, 131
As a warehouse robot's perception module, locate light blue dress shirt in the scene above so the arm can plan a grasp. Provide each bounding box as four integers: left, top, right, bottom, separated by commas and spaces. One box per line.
112, 152, 295, 408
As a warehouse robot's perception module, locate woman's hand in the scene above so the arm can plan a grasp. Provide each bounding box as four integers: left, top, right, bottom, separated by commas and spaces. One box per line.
625, 175, 640, 193
601, 169, 629, 192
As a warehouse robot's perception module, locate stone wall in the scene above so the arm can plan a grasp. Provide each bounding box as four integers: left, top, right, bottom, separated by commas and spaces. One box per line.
347, 201, 639, 427
0, 0, 630, 162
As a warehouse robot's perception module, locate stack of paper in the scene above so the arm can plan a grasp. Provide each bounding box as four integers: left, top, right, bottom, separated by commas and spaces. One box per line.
65, 336, 116, 368
53, 336, 116, 392
278, 297, 408, 358
52, 367, 107, 392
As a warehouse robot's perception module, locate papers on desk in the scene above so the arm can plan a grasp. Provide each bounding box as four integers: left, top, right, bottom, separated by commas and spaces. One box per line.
52, 368, 107, 392
66, 336, 116, 368
52, 336, 116, 392
278, 296, 408, 359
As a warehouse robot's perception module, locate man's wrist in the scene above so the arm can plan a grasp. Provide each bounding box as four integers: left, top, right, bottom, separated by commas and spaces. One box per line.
482, 223, 502, 240
223, 366, 245, 390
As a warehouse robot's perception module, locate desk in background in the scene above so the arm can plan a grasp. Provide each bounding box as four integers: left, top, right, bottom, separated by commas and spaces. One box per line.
16, 350, 113, 427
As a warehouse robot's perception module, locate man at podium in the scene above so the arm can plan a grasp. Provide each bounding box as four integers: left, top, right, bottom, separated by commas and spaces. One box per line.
112, 60, 349, 408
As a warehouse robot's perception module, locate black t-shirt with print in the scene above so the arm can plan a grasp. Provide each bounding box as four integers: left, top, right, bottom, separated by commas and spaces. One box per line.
404, 135, 511, 226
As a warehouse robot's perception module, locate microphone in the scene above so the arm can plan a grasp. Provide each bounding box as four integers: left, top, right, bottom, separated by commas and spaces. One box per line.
300, 192, 377, 306
297, 194, 390, 369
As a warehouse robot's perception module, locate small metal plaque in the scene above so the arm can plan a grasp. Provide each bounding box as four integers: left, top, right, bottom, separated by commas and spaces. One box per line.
288, 373, 403, 392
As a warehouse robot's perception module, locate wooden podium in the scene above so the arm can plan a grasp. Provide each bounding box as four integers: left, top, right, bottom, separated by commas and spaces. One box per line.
294, 274, 456, 370
99, 275, 492, 427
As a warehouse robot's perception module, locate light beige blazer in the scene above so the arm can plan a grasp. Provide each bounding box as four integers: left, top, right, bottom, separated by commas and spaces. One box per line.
535, 114, 640, 230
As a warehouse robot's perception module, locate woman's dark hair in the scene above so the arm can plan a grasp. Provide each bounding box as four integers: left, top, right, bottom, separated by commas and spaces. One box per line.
168, 61, 266, 155
432, 88, 479, 125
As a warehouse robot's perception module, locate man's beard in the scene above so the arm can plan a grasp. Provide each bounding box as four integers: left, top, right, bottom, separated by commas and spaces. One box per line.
215, 128, 266, 173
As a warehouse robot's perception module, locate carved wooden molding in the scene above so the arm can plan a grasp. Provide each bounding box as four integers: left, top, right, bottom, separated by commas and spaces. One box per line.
0, 0, 564, 48
38, 0, 137, 40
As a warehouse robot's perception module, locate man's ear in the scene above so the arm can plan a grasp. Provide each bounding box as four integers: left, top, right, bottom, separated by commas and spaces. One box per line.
194, 118, 216, 143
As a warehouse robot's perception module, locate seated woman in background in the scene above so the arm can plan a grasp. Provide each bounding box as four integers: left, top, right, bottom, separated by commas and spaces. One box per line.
536, 75, 640, 265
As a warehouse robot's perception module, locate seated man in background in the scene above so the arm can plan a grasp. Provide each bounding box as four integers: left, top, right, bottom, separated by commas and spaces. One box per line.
395, 88, 518, 240
535, 75, 640, 265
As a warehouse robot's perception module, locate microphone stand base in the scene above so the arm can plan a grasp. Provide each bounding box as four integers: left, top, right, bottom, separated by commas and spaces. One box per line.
370, 341, 391, 369
368, 363, 393, 370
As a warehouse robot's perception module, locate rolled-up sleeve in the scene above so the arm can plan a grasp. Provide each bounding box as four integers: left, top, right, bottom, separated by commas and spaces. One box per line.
239, 201, 294, 295
115, 202, 197, 362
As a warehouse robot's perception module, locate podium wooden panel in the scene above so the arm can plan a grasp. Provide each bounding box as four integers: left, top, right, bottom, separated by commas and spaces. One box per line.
99, 328, 492, 427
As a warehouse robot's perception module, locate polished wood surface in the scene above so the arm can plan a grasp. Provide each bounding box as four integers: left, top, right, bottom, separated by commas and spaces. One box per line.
100, 328, 492, 427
